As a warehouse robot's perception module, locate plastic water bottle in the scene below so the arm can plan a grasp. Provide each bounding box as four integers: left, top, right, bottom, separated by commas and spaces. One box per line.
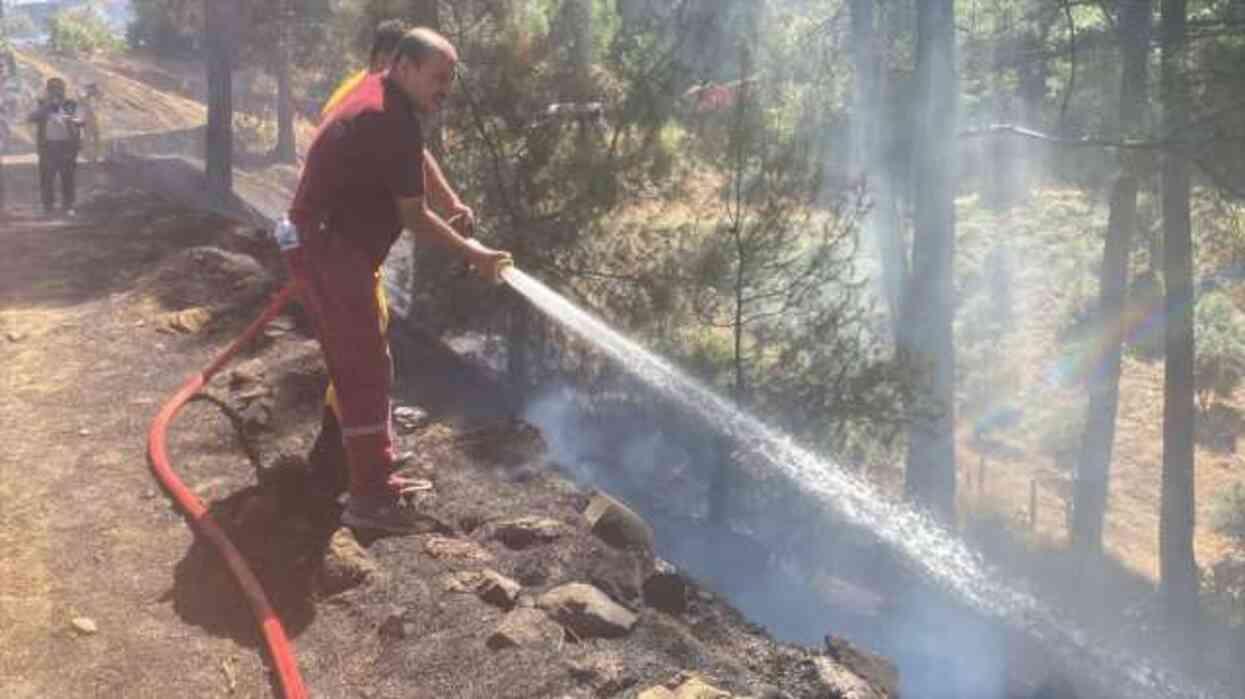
273, 216, 301, 251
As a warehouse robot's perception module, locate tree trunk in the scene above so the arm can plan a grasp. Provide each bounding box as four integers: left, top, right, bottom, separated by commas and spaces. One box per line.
850, 0, 906, 346
204, 0, 237, 198
902, 0, 958, 522
1159, 0, 1199, 628
1072, 0, 1151, 554
1073, 176, 1137, 550
273, 21, 296, 163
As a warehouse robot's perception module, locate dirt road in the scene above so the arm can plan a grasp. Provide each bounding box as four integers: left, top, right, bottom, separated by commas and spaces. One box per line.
0, 162, 276, 697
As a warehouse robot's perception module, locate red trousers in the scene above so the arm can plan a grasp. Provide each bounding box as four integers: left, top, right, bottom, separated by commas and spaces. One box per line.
286, 229, 394, 499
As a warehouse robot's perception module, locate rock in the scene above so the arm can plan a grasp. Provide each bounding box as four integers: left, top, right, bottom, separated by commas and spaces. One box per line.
537, 583, 638, 639
442, 569, 520, 608
71, 617, 98, 635
422, 535, 494, 562
393, 405, 429, 433
78, 428, 91, 437
566, 652, 632, 694
319, 528, 378, 595
167, 306, 213, 334
671, 676, 731, 698
442, 570, 485, 593
490, 516, 566, 549
486, 608, 564, 650
639, 675, 731, 699
583, 492, 655, 553
229, 360, 265, 387
478, 569, 521, 609
585, 548, 644, 606
378, 606, 415, 640
810, 658, 881, 699
6, 330, 24, 342
643, 559, 688, 615
820, 635, 899, 698
240, 400, 272, 431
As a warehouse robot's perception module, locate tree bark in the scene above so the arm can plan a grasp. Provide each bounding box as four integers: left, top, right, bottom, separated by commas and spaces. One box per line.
204, 0, 237, 197
1072, 0, 1152, 553
273, 12, 296, 164
1073, 176, 1137, 550
1159, 0, 1199, 628
850, 0, 906, 346
901, 0, 958, 522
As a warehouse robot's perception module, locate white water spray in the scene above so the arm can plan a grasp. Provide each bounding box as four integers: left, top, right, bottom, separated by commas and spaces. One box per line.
501, 266, 1219, 699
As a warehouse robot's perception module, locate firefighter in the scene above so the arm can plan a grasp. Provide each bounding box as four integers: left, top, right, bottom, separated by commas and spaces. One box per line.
321, 19, 407, 119
307, 20, 473, 494
286, 28, 510, 533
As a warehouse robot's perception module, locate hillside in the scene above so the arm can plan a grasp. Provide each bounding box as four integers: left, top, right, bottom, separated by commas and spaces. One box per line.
0, 49, 899, 699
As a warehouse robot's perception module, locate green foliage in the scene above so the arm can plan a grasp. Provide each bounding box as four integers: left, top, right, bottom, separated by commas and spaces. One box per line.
1194, 291, 1245, 411
2, 11, 39, 39
50, 7, 125, 57
1211, 483, 1245, 548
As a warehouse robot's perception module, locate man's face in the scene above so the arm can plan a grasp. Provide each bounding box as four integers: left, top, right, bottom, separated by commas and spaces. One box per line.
392, 50, 457, 114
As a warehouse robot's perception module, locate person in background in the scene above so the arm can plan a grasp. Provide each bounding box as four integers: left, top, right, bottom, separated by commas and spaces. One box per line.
320, 19, 408, 119
79, 83, 102, 164
0, 68, 11, 216
27, 77, 82, 217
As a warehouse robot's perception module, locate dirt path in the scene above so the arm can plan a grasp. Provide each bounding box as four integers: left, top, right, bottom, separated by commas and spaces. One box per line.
0, 162, 275, 698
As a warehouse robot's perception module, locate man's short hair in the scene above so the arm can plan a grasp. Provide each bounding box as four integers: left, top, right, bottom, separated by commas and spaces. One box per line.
369, 19, 409, 64
392, 28, 455, 68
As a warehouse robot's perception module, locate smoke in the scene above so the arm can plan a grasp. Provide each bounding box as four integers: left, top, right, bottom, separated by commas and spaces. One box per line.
523, 382, 1025, 698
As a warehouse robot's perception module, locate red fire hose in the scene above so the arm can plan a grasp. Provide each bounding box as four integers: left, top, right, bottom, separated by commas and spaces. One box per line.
147, 281, 309, 699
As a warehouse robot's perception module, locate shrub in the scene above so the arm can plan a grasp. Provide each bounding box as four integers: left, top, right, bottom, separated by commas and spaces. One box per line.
1194, 291, 1245, 412
1211, 482, 1245, 548
49, 7, 124, 57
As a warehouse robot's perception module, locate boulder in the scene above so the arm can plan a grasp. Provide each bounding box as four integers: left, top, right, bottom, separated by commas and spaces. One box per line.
486, 608, 564, 650
583, 492, 655, 553
538, 583, 638, 639
642, 559, 688, 615
490, 516, 566, 549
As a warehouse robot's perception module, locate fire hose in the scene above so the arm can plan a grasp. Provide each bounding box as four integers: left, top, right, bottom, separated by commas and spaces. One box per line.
147, 281, 307, 699
147, 212, 496, 699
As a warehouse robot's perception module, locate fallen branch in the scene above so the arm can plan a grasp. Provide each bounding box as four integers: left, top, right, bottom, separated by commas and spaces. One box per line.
958, 123, 1211, 150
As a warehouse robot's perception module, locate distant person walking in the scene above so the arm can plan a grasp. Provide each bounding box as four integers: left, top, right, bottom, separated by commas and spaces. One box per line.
28, 77, 82, 216
79, 83, 102, 164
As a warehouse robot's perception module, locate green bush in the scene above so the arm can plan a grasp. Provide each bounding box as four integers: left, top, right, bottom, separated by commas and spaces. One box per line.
1211, 482, 1245, 548
1194, 291, 1245, 411
49, 8, 124, 57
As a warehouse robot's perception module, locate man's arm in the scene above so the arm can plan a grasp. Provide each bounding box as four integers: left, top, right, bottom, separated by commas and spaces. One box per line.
397, 195, 510, 282
422, 149, 466, 213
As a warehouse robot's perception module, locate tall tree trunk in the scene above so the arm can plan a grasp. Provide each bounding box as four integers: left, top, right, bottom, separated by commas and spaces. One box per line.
1072, 0, 1152, 553
901, 0, 958, 522
204, 0, 237, 198
273, 12, 296, 164
850, 0, 905, 346
1159, 0, 1199, 627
